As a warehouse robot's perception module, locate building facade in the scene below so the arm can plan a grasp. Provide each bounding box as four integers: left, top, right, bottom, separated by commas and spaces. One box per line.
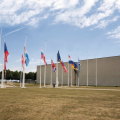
37, 56, 120, 86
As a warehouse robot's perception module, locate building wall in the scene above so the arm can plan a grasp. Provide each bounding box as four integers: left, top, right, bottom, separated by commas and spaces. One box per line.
37, 62, 76, 85
37, 56, 120, 86
79, 56, 120, 86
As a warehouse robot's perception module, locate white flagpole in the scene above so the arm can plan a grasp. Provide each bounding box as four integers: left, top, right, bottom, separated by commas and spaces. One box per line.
51, 60, 52, 87
1, 39, 5, 88
71, 67, 72, 86
77, 49, 79, 87
96, 54, 97, 87
62, 68, 63, 87
56, 49, 58, 88
56, 52, 57, 88
22, 35, 27, 88
44, 40, 46, 88
76, 73, 77, 87
68, 58, 69, 87
20, 66, 22, 87
57, 54, 58, 88
40, 55, 41, 88
0, 28, 2, 50
87, 51, 88, 87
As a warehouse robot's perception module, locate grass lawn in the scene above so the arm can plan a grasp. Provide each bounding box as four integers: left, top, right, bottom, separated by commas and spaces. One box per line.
0, 85, 120, 120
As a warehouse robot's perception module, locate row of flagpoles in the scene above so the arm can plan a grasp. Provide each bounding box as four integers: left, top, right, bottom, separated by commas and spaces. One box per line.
0, 28, 97, 88
0, 28, 30, 88
39, 41, 81, 88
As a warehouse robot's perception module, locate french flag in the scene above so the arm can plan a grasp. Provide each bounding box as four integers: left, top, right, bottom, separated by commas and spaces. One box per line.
41, 50, 47, 66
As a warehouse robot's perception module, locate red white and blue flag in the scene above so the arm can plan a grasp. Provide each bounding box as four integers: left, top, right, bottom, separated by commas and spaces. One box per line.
4, 42, 9, 75
41, 50, 47, 66
51, 59, 56, 72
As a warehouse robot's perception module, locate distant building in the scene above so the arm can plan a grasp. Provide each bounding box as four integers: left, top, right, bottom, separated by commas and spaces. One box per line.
36, 56, 120, 86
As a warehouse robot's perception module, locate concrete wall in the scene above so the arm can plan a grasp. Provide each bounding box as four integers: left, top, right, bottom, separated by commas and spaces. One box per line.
37, 62, 75, 85
79, 56, 120, 86
37, 56, 120, 86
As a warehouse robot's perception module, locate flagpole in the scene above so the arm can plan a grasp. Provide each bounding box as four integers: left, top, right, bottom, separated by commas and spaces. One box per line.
68, 57, 69, 87
1, 39, 4, 88
96, 54, 97, 87
76, 72, 77, 87
71, 67, 72, 86
56, 49, 58, 88
62, 66, 63, 87
22, 34, 27, 88
44, 40, 46, 88
20, 66, 22, 87
0, 28, 2, 50
87, 51, 88, 87
40, 54, 41, 88
51, 59, 52, 87
56, 52, 57, 88
77, 48, 79, 87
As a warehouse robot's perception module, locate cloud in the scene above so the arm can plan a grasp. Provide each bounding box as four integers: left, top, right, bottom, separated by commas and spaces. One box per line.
107, 26, 120, 39
0, 63, 2, 66
0, 0, 120, 28
15, 59, 21, 62
95, 16, 119, 29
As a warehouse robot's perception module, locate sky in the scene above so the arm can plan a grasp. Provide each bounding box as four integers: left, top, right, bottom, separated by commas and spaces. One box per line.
0, 0, 120, 73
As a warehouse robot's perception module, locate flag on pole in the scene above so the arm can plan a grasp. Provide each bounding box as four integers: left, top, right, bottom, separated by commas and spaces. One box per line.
51, 59, 56, 72
4, 43, 9, 63
68, 55, 78, 70
41, 50, 47, 66
68, 55, 75, 69
68, 55, 73, 64
57, 50, 61, 62
57, 51, 68, 73
24, 47, 30, 66
4, 42, 9, 75
73, 62, 78, 70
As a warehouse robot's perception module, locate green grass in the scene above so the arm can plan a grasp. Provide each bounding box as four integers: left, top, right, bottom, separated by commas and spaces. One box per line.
0, 86, 120, 120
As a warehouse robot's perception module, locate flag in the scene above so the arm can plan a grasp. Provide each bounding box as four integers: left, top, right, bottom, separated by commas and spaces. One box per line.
4, 42, 9, 75
57, 50, 61, 62
62, 61, 68, 73
68, 55, 75, 69
4, 43, 9, 63
24, 46, 30, 66
21, 54, 25, 70
41, 50, 47, 66
73, 62, 78, 70
78, 58, 81, 71
68, 55, 73, 64
51, 59, 56, 72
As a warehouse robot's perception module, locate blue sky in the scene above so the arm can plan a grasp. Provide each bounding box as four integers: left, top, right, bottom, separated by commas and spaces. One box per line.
0, 0, 120, 73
